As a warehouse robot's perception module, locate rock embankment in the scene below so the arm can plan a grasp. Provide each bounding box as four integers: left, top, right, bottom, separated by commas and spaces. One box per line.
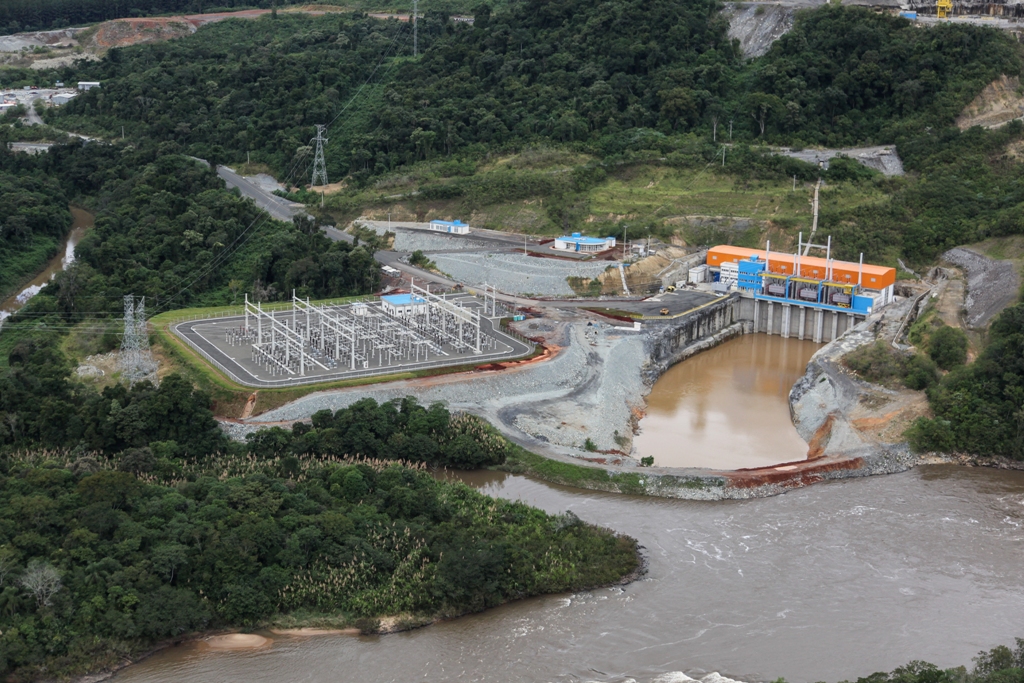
941, 247, 1020, 327
725, 3, 796, 57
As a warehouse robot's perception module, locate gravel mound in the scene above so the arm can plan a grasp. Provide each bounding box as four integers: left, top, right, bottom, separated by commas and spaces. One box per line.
431, 253, 614, 296
942, 247, 1020, 327
392, 231, 492, 252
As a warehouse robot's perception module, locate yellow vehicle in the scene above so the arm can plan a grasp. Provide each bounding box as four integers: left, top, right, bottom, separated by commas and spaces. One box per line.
666, 285, 676, 292
660, 307, 670, 316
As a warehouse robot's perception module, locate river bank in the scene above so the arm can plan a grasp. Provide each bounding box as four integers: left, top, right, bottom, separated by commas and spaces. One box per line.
67, 535, 646, 683
103, 465, 1024, 683
0, 205, 93, 324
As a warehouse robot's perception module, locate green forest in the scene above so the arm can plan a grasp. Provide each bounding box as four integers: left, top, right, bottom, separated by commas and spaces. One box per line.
841, 642, 1024, 683
0, 449, 637, 679
0, 168, 71, 299
51, 6, 1019, 182
36, 5, 1024, 267
908, 302, 1024, 459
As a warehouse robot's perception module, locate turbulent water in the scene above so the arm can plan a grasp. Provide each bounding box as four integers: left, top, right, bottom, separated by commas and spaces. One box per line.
113, 466, 1024, 683
633, 335, 821, 469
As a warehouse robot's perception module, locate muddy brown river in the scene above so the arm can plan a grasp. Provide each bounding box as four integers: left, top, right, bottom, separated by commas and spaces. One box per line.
113, 466, 1024, 683
633, 335, 821, 469
0, 206, 93, 323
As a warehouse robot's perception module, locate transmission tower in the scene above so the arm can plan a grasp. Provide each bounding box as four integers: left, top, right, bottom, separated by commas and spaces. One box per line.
311, 124, 328, 188
119, 294, 158, 386
413, 0, 418, 57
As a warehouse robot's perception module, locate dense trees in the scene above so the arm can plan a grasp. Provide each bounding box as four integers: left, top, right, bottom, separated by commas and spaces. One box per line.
247, 397, 511, 469
0, 139, 380, 326
0, 454, 638, 679
0, 164, 72, 297
908, 303, 1024, 459
842, 641, 1024, 683
50, 6, 1019, 185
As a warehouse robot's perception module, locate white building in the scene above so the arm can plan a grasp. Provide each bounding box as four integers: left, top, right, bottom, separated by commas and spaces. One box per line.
381, 293, 428, 317
428, 219, 470, 234
77, 81, 101, 91
52, 93, 77, 106
553, 232, 616, 253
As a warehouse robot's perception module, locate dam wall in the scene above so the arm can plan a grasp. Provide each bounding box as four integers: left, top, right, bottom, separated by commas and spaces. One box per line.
641, 292, 866, 384
737, 295, 861, 342
642, 295, 747, 383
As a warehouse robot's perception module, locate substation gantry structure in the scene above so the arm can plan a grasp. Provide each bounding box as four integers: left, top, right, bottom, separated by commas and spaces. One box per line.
231, 287, 485, 378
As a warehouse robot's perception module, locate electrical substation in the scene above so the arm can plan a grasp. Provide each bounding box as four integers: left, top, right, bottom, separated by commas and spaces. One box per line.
172, 286, 533, 387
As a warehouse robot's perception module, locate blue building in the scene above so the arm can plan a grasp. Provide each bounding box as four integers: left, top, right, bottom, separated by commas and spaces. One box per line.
553, 232, 617, 253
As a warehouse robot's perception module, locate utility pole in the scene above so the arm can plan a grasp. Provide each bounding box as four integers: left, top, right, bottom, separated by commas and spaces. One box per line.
729, 119, 733, 140
803, 178, 821, 256
311, 124, 328, 188
413, 0, 418, 57
721, 147, 726, 167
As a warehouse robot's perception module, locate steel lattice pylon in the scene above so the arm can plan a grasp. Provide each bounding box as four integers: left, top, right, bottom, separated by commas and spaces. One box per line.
119, 294, 159, 386
311, 124, 328, 188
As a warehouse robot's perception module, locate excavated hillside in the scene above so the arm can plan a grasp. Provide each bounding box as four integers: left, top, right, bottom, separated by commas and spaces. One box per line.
956, 74, 1024, 129
79, 18, 196, 51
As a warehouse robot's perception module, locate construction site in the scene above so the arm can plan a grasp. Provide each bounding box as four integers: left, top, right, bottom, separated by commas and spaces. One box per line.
173, 287, 532, 388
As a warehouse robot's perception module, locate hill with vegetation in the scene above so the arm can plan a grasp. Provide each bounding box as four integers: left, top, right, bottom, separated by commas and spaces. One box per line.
38, 5, 1024, 268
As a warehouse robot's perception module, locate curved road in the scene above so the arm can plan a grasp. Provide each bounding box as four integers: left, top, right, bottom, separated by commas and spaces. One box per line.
216, 169, 662, 309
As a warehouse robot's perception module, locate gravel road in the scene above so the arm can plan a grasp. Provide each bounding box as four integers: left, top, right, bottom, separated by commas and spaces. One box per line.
431, 253, 614, 296
392, 231, 496, 252
941, 247, 1020, 327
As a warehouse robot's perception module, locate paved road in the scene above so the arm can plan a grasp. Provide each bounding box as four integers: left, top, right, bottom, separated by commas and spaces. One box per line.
217, 165, 308, 223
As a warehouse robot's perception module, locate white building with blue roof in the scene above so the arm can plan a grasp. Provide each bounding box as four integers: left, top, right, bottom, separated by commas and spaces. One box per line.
428, 219, 470, 234
381, 293, 428, 317
553, 232, 616, 253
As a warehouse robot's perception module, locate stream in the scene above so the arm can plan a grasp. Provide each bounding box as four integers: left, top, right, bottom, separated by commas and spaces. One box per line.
0, 206, 93, 324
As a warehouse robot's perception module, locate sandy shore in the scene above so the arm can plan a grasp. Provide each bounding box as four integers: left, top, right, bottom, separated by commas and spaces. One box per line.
270, 627, 359, 636
202, 633, 272, 650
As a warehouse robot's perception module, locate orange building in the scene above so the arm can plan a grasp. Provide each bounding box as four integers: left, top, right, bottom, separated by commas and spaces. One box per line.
706, 245, 896, 290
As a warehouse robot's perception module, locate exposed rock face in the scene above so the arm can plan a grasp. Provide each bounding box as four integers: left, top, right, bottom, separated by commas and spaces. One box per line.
724, 3, 798, 58
957, 75, 1024, 130
941, 247, 1020, 328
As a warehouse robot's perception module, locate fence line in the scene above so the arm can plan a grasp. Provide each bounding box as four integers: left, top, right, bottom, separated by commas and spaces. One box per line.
171, 318, 534, 389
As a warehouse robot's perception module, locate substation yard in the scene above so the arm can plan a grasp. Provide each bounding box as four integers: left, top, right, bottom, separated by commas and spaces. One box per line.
173, 292, 532, 388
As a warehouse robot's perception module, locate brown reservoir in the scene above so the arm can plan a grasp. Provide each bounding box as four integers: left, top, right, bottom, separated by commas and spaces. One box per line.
633, 334, 821, 469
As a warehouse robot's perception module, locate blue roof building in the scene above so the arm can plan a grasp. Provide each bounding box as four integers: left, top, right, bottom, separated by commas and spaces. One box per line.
381, 293, 428, 316
553, 232, 617, 253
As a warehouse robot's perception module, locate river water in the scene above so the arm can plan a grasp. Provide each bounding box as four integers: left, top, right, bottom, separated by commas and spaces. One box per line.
0, 206, 93, 323
633, 335, 821, 469
113, 466, 1024, 683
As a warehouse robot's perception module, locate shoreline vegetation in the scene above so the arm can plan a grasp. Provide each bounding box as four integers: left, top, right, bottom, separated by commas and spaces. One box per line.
0, 402, 641, 682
